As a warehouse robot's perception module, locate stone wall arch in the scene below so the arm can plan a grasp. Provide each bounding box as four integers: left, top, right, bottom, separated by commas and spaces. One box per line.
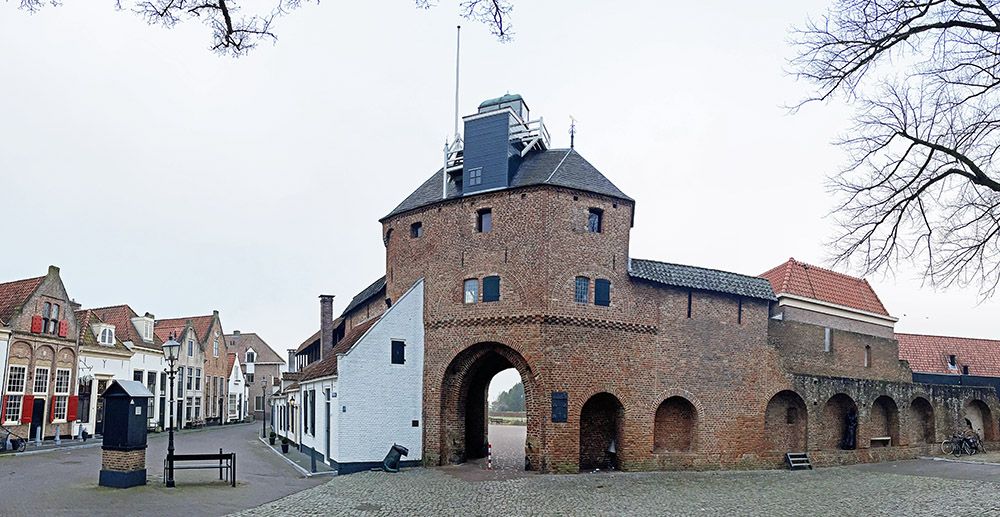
822, 393, 858, 449
964, 399, 996, 441
908, 397, 935, 445
653, 396, 697, 452
579, 392, 624, 470
870, 395, 900, 446
764, 390, 808, 452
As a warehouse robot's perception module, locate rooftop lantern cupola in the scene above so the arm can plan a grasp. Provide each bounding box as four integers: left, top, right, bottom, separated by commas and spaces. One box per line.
445, 93, 550, 196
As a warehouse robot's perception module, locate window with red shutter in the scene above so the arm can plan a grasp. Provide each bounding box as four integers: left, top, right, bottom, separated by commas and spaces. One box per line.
21, 395, 34, 423
67, 395, 78, 421
49, 398, 56, 423
58, 321, 68, 338
30, 315, 43, 333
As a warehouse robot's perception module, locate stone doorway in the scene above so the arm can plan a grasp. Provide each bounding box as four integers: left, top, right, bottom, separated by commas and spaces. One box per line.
440, 342, 538, 470
579, 392, 624, 471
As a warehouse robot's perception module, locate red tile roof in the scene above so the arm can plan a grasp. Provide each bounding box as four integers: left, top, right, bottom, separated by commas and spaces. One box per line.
299, 317, 379, 382
74, 309, 131, 354
89, 304, 163, 351
0, 276, 44, 325
155, 314, 215, 344
897, 333, 1000, 376
760, 258, 890, 316
227, 353, 237, 377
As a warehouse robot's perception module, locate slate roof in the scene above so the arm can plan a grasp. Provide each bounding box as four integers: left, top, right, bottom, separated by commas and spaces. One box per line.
342, 277, 387, 317
74, 309, 132, 355
760, 258, 890, 316
299, 317, 380, 382
0, 275, 44, 325
897, 333, 1000, 377
382, 149, 632, 220
89, 304, 163, 351
629, 258, 776, 301
226, 332, 285, 365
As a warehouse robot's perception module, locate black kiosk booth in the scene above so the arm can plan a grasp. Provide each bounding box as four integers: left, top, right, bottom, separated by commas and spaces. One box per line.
98, 380, 153, 488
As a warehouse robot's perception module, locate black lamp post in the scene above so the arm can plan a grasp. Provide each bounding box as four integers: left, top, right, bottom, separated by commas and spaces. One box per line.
261, 379, 267, 439
162, 334, 181, 488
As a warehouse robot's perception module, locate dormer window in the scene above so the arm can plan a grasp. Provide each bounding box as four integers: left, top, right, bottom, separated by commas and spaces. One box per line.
99, 327, 115, 345
410, 222, 424, 238
476, 208, 492, 233
246, 350, 256, 363
948, 355, 958, 369
587, 208, 603, 233
468, 167, 483, 187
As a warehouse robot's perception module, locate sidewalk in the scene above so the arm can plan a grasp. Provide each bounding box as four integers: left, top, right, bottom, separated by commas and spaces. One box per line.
257, 436, 336, 477
2, 422, 256, 457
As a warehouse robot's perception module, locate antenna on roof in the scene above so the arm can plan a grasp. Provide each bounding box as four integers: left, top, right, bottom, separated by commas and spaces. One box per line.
569, 116, 577, 149
453, 25, 461, 141
444, 25, 463, 200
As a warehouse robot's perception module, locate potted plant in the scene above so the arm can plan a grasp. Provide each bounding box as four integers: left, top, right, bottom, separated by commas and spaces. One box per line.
280, 436, 289, 454
269, 430, 276, 445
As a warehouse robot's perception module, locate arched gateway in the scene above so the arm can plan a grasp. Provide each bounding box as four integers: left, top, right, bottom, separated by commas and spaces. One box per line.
439, 343, 540, 469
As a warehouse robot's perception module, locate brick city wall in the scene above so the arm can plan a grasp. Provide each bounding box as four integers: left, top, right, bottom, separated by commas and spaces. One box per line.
378, 183, 999, 473
102, 448, 146, 472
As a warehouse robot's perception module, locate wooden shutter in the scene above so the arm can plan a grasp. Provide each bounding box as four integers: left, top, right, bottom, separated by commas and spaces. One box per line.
551, 392, 568, 423
0, 395, 6, 422
482, 276, 501, 302
31, 315, 43, 333
21, 395, 34, 424
58, 321, 68, 338
50, 397, 56, 422
67, 395, 79, 421
595, 279, 611, 306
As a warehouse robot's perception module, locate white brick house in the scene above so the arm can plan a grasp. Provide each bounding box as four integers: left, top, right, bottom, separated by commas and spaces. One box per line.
295, 279, 424, 473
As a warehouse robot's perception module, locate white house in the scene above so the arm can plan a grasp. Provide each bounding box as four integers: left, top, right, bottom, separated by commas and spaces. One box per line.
154, 318, 206, 429
74, 309, 133, 437
225, 353, 248, 423
295, 279, 424, 474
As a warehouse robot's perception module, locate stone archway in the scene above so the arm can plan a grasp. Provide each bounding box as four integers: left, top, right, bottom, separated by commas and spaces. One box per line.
439, 342, 539, 469
964, 400, 996, 441
653, 396, 696, 452
870, 395, 900, 446
908, 397, 935, 444
764, 390, 808, 452
822, 393, 858, 450
579, 392, 624, 471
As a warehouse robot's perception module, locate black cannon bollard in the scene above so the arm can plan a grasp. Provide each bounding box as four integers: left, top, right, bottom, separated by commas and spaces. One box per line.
382, 443, 409, 473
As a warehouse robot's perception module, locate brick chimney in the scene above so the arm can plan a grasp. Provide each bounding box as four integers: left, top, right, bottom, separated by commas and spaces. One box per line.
287, 349, 297, 372
320, 294, 335, 356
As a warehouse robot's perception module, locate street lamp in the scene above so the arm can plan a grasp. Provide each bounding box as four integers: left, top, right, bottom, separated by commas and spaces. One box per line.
261, 379, 268, 439
162, 334, 181, 488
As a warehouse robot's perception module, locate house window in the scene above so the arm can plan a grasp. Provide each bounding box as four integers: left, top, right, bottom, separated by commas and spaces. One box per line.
309, 390, 316, 435
134, 370, 144, 382
194, 396, 201, 420
948, 355, 958, 369
574, 276, 590, 304
178, 367, 185, 396
246, 350, 256, 363
686, 290, 693, 318
228, 393, 238, 416
4, 365, 26, 423
185, 398, 193, 421
410, 221, 423, 238
255, 396, 264, 411
864, 345, 872, 368
33, 367, 49, 394
143, 321, 152, 340
595, 279, 611, 307
477, 208, 493, 233
100, 328, 114, 345
53, 396, 68, 421
186, 369, 193, 391
482, 275, 501, 302
187, 340, 194, 357
824, 328, 832, 353
587, 208, 603, 233
42, 302, 60, 334
246, 373, 254, 384
468, 167, 483, 186
963, 365, 970, 375
55, 369, 70, 394
195, 368, 202, 391
464, 279, 479, 304
213, 339, 219, 357
391, 340, 406, 365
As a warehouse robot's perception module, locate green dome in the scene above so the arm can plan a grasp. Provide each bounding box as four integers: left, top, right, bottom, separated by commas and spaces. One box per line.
478, 93, 523, 108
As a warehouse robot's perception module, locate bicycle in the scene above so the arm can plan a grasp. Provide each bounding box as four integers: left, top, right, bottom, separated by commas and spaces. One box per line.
1, 429, 27, 453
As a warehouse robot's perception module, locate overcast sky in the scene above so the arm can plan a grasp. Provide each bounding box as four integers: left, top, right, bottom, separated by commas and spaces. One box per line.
3, 1, 999, 401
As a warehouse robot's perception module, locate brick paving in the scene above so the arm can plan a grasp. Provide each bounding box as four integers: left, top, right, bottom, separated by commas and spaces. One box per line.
0, 422, 324, 517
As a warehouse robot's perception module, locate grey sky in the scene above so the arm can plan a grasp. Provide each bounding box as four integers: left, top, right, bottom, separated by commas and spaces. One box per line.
3, 1, 998, 402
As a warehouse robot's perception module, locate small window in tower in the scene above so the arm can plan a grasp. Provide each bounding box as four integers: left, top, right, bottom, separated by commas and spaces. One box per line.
594, 279, 611, 307
864, 345, 872, 368
477, 208, 492, 233
468, 167, 483, 186
391, 340, 406, 365
587, 208, 603, 233
410, 222, 423, 238
574, 276, 590, 304
482, 276, 501, 302
824, 327, 832, 353
463, 279, 479, 304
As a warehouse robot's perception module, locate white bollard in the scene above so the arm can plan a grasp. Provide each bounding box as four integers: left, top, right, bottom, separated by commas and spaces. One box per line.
487, 442, 493, 470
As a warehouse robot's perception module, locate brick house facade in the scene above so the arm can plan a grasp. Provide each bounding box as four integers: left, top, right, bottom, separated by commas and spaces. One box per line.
0, 266, 80, 441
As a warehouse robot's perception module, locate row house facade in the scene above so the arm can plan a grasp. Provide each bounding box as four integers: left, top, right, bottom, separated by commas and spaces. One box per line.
226, 331, 285, 422
0, 266, 81, 441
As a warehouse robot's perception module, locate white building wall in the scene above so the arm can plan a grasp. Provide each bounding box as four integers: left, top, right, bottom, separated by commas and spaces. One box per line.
128, 348, 166, 429
227, 355, 245, 423
336, 279, 424, 464
77, 351, 131, 436
298, 378, 336, 463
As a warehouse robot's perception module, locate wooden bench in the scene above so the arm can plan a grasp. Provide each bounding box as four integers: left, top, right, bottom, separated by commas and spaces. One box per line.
870, 436, 891, 448
164, 448, 236, 487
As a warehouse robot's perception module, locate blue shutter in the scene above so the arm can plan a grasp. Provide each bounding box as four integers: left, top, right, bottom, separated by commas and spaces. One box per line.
482, 276, 501, 302
595, 279, 611, 306
551, 392, 568, 423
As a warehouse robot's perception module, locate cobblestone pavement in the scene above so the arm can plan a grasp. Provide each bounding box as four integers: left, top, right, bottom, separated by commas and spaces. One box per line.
236, 457, 1000, 517
0, 422, 324, 517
